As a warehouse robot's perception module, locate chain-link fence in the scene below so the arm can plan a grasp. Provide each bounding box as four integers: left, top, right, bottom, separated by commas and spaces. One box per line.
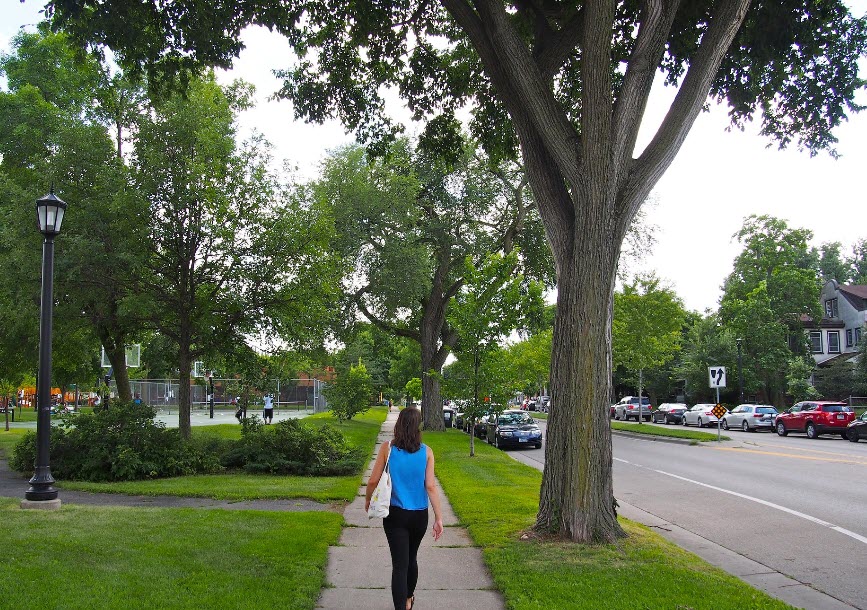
117, 378, 328, 413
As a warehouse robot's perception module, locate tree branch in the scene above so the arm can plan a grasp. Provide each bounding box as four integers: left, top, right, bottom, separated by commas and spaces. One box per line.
626, 0, 751, 220
353, 287, 421, 341
612, 0, 681, 173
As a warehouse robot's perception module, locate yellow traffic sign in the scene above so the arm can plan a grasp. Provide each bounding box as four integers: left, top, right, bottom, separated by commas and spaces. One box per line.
712, 404, 728, 420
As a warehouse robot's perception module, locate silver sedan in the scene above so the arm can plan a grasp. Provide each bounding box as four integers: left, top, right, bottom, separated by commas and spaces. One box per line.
722, 404, 778, 432
682, 403, 721, 428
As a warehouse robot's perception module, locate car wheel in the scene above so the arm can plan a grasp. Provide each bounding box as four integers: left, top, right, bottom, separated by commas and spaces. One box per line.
494, 435, 499, 449
697, 418, 703, 428
663, 417, 669, 425
722, 419, 729, 430
742, 420, 750, 432
806, 422, 818, 439
682, 417, 688, 426
849, 429, 859, 442
776, 421, 788, 436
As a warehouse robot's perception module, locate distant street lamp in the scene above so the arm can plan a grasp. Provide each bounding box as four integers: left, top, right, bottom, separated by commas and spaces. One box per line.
24, 189, 67, 508
736, 338, 744, 404
206, 370, 214, 419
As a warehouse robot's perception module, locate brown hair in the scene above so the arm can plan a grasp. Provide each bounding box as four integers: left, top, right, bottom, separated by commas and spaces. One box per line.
392, 407, 422, 453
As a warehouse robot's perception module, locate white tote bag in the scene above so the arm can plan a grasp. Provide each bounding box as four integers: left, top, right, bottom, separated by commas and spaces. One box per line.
367, 443, 393, 519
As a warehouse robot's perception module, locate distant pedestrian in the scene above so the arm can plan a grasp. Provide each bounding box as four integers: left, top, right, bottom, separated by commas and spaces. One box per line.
263, 394, 274, 424
365, 407, 443, 610
234, 396, 243, 423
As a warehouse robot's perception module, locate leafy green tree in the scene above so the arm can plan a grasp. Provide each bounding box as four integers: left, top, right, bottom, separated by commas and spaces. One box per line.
613, 274, 685, 422
130, 76, 339, 438
786, 357, 820, 403
448, 251, 542, 454
505, 328, 552, 399
675, 312, 740, 404
720, 216, 821, 405
324, 360, 373, 422
405, 378, 422, 404
813, 358, 856, 400
819, 242, 850, 283
855, 334, 867, 396
48, 0, 867, 544
315, 140, 549, 431
849, 239, 867, 285
0, 29, 144, 401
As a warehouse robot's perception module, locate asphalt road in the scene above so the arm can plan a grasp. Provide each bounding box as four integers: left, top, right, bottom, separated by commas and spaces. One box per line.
501, 420, 867, 609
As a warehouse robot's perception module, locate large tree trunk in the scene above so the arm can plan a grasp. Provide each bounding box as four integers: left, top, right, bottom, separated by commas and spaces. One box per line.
104, 342, 132, 403
177, 346, 192, 439
420, 303, 445, 431
98, 328, 132, 403
535, 227, 625, 543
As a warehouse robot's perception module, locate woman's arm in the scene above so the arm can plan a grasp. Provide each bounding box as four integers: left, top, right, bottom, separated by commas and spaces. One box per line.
364, 441, 390, 512
425, 446, 444, 541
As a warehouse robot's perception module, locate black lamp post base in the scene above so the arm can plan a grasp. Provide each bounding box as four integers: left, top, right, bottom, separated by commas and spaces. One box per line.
21, 498, 61, 510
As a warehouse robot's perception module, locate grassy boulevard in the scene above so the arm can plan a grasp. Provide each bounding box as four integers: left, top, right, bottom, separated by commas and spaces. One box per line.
424, 429, 792, 610
0, 407, 791, 609
610, 421, 731, 442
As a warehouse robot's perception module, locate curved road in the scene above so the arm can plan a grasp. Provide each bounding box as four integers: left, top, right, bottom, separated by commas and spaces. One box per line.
503, 421, 867, 609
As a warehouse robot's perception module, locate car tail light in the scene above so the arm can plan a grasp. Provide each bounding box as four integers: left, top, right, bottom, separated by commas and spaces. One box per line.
627, 405, 634, 410
753, 414, 763, 418
704, 411, 713, 416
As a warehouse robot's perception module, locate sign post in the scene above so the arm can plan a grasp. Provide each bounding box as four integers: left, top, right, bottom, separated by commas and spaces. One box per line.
708, 367, 727, 442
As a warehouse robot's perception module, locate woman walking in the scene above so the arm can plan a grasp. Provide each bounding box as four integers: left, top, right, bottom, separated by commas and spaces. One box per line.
365, 407, 444, 610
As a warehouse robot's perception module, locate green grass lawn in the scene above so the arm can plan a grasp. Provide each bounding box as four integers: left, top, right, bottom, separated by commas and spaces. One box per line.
55, 408, 388, 502
425, 429, 792, 610
610, 421, 731, 442
0, 497, 342, 609
0, 428, 28, 459
59, 472, 360, 502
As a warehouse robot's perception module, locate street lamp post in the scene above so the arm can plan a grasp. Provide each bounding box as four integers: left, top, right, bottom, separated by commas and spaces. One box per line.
736, 338, 744, 404
23, 189, 67, 509
207, 371, 214, 419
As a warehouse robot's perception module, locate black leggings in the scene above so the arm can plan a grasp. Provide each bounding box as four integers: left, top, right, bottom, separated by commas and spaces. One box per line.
383, 506, 428, 610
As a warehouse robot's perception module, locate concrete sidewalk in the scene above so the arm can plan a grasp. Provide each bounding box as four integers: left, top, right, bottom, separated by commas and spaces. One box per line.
317, 412, 504, 610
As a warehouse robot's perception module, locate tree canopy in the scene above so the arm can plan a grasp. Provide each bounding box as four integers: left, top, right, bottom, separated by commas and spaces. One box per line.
43, 0, 867, 543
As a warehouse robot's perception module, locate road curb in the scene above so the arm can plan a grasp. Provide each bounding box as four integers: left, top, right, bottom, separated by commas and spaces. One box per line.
610, 429, 727, 445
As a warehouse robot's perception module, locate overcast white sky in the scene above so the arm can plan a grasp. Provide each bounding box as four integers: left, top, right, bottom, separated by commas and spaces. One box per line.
4, 1, 866, 314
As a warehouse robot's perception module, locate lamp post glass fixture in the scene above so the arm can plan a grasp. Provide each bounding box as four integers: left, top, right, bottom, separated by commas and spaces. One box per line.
26, 189, 67, 503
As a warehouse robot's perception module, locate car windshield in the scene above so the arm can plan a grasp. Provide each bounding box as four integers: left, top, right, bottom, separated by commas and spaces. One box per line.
499, 413, 534, 425
757, 407, 778, 414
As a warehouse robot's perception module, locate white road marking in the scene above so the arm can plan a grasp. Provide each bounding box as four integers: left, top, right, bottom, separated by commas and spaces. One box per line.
614, 457, 867, 546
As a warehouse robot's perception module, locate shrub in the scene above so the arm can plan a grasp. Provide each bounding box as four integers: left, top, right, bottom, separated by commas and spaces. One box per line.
229, 417, 364, 476
324, 361, 373, 422
10, 402, 222, 481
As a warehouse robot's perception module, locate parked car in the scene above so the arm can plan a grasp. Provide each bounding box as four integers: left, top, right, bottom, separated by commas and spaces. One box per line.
455, 409, 466, 429
537, 396, 550, 413
721, 404, 778, 432
652, 403, 688, 424
610, 404, 617, 419
682, 403, 721, 427
485, 410, 543, 449
775, 401, 855, 438
443, 406, 456, 428
474, 406, 501, 438
613, 396, 652, 422
847, 410, 867, 442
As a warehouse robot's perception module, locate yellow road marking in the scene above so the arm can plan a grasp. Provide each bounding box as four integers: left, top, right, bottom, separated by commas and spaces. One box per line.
712, 446, 867, 465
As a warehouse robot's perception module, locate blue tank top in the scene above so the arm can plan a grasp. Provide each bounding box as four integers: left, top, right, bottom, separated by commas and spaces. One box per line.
388, 443, 429, 510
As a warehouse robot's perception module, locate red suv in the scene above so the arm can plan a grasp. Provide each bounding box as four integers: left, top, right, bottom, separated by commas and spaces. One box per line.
775, 401, 855, 439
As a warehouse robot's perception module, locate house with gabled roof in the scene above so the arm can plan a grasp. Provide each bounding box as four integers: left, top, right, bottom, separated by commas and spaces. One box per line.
803, 280, 867, 366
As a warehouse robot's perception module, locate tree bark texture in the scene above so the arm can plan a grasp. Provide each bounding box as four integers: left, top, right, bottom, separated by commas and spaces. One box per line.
534, 221, 624, 542
99, 330, 132, 403
420, 295, 447, 431
442, 0, 751, 545
177, 348, 192, 439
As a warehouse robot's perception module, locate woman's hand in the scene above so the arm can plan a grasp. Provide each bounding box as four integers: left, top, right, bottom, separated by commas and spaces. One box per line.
432, 518, 444, 541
